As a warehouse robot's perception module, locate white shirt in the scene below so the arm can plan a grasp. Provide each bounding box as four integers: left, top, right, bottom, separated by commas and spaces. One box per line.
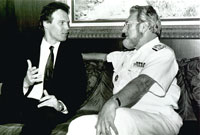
26, 38, 60, 100
107, 37, 181, 116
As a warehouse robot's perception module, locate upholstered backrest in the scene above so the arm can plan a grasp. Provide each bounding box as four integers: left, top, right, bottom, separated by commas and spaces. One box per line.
176, 57, 200, 121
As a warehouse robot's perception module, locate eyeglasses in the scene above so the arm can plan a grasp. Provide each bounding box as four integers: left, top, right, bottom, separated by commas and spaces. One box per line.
123, 21, 140, 28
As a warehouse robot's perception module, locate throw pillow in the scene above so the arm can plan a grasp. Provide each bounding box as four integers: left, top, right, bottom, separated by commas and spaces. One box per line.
176, 57, 200, 120
80, 60, 113, 113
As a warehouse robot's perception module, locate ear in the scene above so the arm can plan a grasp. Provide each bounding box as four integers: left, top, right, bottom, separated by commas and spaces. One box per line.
43, 21, 49, 29
139, 22, 149, 33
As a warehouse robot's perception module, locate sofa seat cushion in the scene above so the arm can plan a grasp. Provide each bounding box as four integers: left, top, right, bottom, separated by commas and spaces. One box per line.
0, 123, 22, 135
0, 122, 71, 135
51, 121, 70, 135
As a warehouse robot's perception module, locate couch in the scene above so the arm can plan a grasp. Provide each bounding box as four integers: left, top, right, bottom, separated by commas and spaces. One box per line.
0, 57, 199, 135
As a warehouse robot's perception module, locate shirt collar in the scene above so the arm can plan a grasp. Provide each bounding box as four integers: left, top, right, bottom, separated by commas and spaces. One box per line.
41, 38, 60, 49
137, 37, 160, 52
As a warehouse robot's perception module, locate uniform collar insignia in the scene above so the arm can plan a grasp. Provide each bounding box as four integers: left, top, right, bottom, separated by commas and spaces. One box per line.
152, 44, 166, 51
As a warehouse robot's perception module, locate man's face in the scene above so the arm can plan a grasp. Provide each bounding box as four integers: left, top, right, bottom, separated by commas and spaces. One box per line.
44, 9, 70, 43
122, 12, 143, 50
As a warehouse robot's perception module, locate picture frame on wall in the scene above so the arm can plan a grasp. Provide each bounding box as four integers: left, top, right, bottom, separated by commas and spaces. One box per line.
66, 0, 200, 39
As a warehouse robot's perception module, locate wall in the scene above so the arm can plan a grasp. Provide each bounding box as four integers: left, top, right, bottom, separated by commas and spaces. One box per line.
162, 39, 200, 59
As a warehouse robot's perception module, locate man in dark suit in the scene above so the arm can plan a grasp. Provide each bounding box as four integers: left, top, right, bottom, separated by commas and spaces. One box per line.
0, 2, 86, 135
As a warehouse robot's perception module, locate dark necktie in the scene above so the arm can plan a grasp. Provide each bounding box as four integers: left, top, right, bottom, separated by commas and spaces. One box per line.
44, 46, 54, 90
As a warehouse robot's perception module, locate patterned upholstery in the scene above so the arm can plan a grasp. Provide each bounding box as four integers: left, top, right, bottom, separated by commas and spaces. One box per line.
176, 57, 200, 121
80, 60, 113, 112
0, 123, 22, 135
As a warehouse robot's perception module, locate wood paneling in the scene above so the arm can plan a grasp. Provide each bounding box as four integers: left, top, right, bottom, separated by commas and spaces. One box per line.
0, 0, 55, 32
0, 0, 18, 33
14, 0, 54, 31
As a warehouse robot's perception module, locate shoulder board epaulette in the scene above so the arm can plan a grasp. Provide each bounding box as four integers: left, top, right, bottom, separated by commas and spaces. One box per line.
152, 44, 166, 51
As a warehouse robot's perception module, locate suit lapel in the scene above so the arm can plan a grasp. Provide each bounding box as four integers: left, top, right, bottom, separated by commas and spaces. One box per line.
53, 41, 63, 75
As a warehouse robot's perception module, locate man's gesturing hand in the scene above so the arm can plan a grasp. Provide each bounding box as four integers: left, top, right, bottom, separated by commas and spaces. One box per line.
95, 99, 119, 135
23, 59, 42, 88
38, 90, 60, 111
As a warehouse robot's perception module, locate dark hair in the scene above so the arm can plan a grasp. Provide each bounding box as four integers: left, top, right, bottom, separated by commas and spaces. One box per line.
39, 2, 70, 31
130, 5, 161, 37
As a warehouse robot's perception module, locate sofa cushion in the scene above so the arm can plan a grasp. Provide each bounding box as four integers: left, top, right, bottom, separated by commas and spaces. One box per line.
84, 60, 105, 96
191, 72, 200, 122
176, 57, 200, 120
80, 60, 113, 113
0, 123, 22, 135
0, 122, 71, 135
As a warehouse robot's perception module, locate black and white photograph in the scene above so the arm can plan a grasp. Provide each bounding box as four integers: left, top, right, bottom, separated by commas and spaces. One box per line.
0, 0, 199, 135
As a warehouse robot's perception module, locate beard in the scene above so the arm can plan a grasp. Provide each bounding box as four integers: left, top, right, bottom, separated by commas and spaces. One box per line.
122, 32, 143, 50
123, 24, 144, 50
